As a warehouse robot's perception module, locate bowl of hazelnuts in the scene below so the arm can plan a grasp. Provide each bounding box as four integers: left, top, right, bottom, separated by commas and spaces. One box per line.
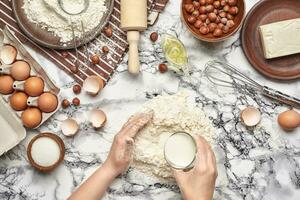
181, 0, 245, 42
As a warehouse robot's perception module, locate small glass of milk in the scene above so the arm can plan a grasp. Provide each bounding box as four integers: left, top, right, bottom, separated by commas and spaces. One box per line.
164, 132, 197, 170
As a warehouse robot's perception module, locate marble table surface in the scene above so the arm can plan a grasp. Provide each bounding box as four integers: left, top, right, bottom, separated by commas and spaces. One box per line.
1, 0, 300, 199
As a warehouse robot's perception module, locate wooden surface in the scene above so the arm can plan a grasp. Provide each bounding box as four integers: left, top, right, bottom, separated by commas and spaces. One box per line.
12, 0, 114, 49
241, 0, 300, 80
181, 0, 245, 42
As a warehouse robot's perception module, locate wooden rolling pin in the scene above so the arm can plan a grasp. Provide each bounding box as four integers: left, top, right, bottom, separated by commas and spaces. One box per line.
121, 0, 147, 75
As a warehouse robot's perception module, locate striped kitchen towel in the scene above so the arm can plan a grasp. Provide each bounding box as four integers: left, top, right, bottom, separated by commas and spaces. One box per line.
0, 0, 169, 85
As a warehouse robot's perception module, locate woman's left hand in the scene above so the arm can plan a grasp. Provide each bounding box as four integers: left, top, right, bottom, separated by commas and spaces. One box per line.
103, 112, 153, 176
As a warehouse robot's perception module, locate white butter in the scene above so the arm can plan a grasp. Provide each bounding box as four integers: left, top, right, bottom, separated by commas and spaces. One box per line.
259, 18, 300, 59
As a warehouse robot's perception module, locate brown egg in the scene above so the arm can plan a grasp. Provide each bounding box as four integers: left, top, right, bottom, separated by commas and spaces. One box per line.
0, 75, 14, 94
10, 92, 28, 111
21, 108, 42, 128
10, 61, 31, 81
278, 110, 300, 131
38, 92, 58, 113
24, 77, 44, 97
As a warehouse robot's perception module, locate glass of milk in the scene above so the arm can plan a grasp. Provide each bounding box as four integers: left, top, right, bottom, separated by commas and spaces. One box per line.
164, 132, 197, 170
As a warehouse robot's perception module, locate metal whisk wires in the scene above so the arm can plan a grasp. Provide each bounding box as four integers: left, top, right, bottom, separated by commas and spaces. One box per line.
204, 60, 263, 92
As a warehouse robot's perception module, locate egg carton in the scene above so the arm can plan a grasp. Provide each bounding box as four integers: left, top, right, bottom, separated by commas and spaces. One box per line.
0, 26, 60, 155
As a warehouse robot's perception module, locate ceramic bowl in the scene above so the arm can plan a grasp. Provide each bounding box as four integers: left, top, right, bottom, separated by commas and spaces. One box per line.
181, 0, 245, 42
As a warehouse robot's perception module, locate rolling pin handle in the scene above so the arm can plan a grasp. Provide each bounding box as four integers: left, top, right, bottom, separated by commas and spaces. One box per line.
127, 31, 140, 75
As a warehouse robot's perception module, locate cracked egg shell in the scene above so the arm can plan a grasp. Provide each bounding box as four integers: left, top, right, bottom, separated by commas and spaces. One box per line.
240, 106, 261, 127
10, 61, 31, 81
61, 118, 79, 137
82, 76, 104, 96
0, 45, 17, 64
89, 109, 107, 129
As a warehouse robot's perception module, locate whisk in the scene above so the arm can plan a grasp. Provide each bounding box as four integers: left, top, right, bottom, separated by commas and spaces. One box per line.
58, 0, 90, 66
204, 60, 300, 109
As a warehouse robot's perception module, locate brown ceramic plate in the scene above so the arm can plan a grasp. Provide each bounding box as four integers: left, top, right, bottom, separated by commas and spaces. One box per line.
241, 0, 300, 80
181, 0, 245, 42
12, 0, 114, 50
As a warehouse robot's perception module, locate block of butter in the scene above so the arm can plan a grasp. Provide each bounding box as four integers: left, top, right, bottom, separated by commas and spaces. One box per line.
259, 18, 300, 59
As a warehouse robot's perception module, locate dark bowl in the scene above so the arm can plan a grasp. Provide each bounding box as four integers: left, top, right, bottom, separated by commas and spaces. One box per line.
181, 0, 245, 42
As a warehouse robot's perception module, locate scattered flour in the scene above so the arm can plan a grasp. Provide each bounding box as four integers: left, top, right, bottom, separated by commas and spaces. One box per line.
132, 92, 215, 180
23, 0, 107, 43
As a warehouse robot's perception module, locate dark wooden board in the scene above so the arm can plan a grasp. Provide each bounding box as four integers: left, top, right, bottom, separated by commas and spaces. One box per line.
12, 0, 114, 50
241, 0, 300, 80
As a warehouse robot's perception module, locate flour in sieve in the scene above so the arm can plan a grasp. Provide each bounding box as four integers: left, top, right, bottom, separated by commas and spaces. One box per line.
23, 0, 107, 43
132, 92, 215, 180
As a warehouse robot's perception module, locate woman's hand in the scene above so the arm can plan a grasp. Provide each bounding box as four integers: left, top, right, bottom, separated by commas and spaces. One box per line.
173, 136, 217, 200
68, 112, 153, 200
103, 112, 153, 176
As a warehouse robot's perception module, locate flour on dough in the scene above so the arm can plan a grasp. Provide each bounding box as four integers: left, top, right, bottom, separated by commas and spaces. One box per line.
132, 92, 215, 180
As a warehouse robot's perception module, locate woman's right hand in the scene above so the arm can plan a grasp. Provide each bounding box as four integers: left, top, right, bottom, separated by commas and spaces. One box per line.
173, 136, 218, 200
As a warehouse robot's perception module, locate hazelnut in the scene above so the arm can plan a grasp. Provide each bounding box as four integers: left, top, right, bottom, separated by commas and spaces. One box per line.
227, 13, 234, 20
73, 84, 81, 94
187, 16, 197, 24
205, 18, 211, 25
70, 65, 79, 74
199, 6, 207, 14
213, 1, 221, 9
90, 54, 100, 64
61, 51, 69, 58
217, 23, 224, 29
61, 99, 70, 109
198, 14, 207, 22
103, 27, 113, 37
199, 0, 206, 6
222, 25, 230, 33
227, 20, 235, 28
192, 1, 200, 9
229, 7, 239, 15
184, 4, 195, 13
206, 0, 214, 4
223, 5, 230, 12
192, 10, 200, 17
72, 97, 80, 106
158, 63, 168, 73
213, 28, 223, 37
208, 23, 217, 33
206, 5, 214, 12
194, 20, 203, 29
221, 17, 228, 25
219, 11, 227, 18
220, 0, 226, 6
150, 32, 159, 42
228, 0, 237, 6
199, 26, 209, 35
208, 12, 217, 22
102, 46, 109, 54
